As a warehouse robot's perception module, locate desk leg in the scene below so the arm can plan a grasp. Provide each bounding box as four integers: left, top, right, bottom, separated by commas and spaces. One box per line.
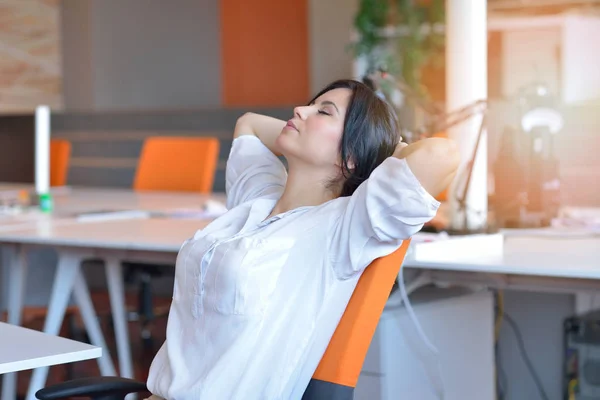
105, 257, 133, 379
25, 251, 84, 400
1, 245, 26, 400
4, 245, 26, 324
73, 271, 116, 376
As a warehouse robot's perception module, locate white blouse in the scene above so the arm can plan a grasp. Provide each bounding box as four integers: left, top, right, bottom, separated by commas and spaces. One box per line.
146, 135, 440, 400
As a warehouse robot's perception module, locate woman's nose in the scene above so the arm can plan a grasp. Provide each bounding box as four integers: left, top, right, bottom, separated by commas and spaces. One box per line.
294, 106, 309, 120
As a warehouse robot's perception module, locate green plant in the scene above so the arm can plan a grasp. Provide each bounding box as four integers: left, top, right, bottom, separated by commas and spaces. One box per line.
352, 0, 445, 98
352, 0, 391, 70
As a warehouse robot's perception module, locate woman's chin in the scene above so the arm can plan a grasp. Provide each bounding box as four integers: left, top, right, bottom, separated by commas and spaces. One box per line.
275, 133, 293, 150
279, 127, 298, 137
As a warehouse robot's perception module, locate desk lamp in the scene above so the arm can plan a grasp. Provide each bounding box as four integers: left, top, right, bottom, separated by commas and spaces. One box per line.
520, 84, 563, 226
494, 83, 563, 228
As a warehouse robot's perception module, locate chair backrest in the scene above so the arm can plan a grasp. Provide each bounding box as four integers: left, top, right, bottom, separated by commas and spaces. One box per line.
303, 240, 411, 400
133, 137, 220, 193
50, 139, 72, 187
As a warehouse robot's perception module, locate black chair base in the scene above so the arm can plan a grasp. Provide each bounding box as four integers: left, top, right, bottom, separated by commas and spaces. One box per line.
35, 377, 148, 400
301, 379, 354, 400
35, 376, 353, 399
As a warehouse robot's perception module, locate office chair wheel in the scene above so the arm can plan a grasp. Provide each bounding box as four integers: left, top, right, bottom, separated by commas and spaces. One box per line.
142, 335, 154, 350
141, 319, 153, 343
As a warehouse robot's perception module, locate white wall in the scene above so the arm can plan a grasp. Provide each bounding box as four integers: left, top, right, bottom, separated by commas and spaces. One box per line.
308, 0, 359, 95
501, 28, 561, 98
562, 15, 600, 104
496, 14, 600, 104
60, 0, 94, 110
61, 0, 222, 111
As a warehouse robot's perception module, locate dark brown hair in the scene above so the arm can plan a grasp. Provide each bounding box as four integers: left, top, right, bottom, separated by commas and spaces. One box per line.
308, 79, 400, 197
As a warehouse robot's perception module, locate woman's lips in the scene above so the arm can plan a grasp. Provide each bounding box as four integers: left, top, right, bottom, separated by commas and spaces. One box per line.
285, 120, 298, 131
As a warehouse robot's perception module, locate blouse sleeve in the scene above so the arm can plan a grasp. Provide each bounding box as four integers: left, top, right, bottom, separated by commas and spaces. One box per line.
330, 156, 441, 279
225, 135, 287, 210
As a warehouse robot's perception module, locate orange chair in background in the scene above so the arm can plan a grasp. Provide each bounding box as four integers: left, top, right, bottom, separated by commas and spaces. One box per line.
133, 136, 220, 193
50, 139, 72, 187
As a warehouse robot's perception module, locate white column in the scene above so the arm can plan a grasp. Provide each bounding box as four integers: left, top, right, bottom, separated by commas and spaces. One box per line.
446, 0, 488, 232
35, 105, 51, 195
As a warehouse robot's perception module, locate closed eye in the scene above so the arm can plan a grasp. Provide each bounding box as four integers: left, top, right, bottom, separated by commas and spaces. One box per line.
318, 110, 331, 116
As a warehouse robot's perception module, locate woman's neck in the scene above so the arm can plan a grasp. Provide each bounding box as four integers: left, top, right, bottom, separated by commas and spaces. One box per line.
268, 167, 338, 218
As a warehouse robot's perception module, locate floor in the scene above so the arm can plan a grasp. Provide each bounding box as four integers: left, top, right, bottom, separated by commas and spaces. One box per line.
3, 290, 171, 399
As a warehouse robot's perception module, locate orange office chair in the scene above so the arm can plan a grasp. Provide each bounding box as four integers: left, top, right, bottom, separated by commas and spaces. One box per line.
36, 240, 411, 400
50, 139, 72, 187
133, 136, 220, 193
127, 136, 220, 347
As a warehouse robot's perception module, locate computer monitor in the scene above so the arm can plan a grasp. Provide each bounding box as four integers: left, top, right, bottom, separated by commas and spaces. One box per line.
0, 115, 35, 184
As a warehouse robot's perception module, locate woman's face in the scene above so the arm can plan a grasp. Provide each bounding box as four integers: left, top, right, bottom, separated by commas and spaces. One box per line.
276, 88, 352, 171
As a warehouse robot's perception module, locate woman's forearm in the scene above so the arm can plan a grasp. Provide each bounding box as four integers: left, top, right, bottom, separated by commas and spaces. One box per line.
394, 137, 460, 197
234, 112, 286, 156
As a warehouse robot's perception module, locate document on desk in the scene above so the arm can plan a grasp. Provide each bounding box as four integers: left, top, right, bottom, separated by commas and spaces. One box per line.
501, 227, 600, 238
552, 206, 600, 230
411, 233, 504, 262
156, 199, 229, 220
497, 207, 600, 238
74, 200, 228, 222
76, 210, 151, 222
412, 231, 450, 243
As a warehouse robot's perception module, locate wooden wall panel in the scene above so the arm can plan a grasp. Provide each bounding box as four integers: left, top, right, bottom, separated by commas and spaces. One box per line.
0, 0, 62, 112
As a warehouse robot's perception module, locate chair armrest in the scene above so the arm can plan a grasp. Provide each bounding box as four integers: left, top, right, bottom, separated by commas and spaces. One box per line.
35, 377, 148, 400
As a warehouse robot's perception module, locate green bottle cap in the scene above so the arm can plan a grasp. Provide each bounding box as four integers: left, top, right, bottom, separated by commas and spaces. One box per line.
39, 193, 53, 213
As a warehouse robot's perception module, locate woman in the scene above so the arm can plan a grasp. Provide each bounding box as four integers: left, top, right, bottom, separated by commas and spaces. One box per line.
146, 80, 459, 399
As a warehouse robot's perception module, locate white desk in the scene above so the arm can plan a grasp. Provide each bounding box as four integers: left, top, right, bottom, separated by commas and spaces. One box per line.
0, 188, 219, 400
0, 322, 101, 374
53, 187, 225, 214
2, 218, 208, 253
1, 185, 224, 214
405, 231, 600, 295
400, 231, 600, 399
0, 183, 31, 194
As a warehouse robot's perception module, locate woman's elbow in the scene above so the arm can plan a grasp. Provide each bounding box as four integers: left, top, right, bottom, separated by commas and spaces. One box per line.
406, 138, 461, 196
414, 138, 460, 175
432, 138, 460, 176
233, 112, 255, 138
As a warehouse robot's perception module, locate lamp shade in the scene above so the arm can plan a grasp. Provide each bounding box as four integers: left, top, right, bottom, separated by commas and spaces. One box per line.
521, 107, 564, 134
